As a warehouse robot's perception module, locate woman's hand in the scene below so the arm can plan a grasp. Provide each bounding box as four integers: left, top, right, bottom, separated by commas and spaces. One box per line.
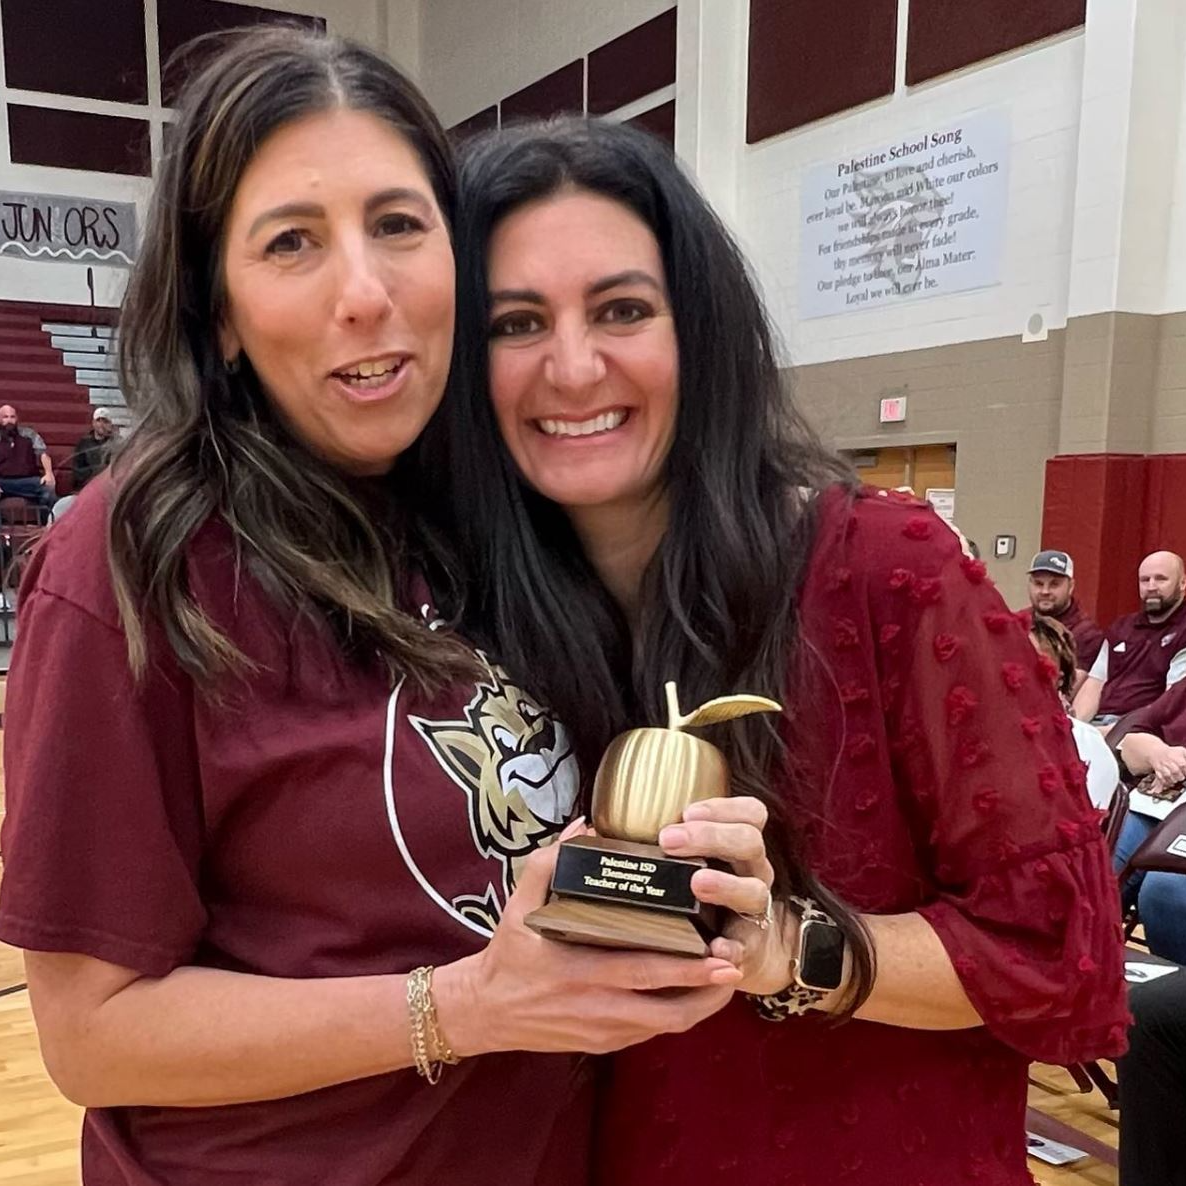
1150, 742, 1186, 787
658, 797, 793, 996
436, 818, 741, 1059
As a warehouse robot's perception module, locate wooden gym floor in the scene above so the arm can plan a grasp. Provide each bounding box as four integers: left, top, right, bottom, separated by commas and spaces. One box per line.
0, 681, 1121, 1184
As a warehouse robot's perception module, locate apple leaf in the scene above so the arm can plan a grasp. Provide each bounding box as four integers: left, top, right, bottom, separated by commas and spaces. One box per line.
680, 695, 783, 729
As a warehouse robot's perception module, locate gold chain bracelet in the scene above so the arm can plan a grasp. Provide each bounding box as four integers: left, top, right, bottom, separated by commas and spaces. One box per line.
407, 965, 458, 1084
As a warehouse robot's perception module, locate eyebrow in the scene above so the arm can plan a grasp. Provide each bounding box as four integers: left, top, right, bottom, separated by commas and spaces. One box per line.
246, 187, 433, 239
589, 269, 663, 296
489, 269, 663, 305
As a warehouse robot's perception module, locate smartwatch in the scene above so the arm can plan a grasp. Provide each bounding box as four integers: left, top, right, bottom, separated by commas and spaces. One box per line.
749, 895, 847, 1021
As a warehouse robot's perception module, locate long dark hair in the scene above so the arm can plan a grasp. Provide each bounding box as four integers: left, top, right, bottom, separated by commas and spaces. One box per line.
113, 24, 473, 691
437, 119, 872, 1011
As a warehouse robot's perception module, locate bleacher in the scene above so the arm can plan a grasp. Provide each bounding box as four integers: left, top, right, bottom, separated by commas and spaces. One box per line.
0, 300, 125, 493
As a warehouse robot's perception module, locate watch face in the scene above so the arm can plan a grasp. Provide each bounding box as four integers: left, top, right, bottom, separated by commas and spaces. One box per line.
799, 919, 846, 992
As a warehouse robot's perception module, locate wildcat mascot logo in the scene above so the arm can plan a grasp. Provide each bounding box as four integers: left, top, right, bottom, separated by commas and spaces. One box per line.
388, 664, 580, 935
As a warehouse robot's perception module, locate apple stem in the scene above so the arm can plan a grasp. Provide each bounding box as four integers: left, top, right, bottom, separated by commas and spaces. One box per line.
665, 681, 683, 731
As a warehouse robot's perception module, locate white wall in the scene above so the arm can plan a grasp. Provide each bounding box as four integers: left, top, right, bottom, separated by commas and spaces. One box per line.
1147, 1, 1186, 314
740, 33, 1086, 367
418, 0, 673, 128
381, 0, 421, 79
256, 0, 382, 45
1066, 0, 1186, 320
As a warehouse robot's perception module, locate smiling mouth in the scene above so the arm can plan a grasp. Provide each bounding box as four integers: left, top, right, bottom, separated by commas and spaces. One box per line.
536, 409, 629, 438
331, 356, 409, 390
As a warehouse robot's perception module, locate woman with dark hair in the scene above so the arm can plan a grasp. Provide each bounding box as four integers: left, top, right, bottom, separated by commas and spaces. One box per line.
0, 32, 753, 1185
442, 118, 1130, 1185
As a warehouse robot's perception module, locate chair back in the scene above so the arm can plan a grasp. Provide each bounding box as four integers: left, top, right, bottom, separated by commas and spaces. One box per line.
1103, 783, 1130, 856
0, 496, 39, 527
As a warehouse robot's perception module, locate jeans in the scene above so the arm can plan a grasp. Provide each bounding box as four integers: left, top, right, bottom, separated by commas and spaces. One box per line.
1115, 811, 1186, 964
0, 475, 55, 520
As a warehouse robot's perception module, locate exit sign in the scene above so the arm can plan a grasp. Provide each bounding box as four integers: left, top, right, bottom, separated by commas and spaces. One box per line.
879, 396, 908, 423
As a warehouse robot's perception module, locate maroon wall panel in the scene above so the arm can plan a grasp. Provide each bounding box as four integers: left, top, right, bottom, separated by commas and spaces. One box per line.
449, 105, 498, 142
1042, 455, 1141, 625
747, 0, 897, 144
587, 8, 677, 116
1039, 454, 1186, 627
626, 100, 675, 148
7, 105, 150, 176
1140, 456, 1186, 569
2, 0, 147, 104
907, 0, 1085, 86
501, 60, 584, 124
159, 0, 325, 104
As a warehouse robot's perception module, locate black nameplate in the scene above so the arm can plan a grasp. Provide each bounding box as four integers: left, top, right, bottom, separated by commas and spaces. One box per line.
551, 839, 701, 915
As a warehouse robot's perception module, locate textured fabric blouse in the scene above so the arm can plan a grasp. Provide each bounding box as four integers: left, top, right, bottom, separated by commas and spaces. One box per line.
595, 485, 1129, 1186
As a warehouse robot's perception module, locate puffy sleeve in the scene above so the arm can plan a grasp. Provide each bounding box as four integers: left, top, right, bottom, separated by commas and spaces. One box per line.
0, 517, 207, 978
871, 503, 1129, 1064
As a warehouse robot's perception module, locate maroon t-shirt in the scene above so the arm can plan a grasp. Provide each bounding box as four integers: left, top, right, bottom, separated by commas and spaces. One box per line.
1099, 601, 1186, 716
0, 479, 592, 1185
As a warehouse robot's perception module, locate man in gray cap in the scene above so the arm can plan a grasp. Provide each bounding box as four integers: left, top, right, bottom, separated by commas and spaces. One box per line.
1022, 549, 1105, 693
71, 407, 117, 492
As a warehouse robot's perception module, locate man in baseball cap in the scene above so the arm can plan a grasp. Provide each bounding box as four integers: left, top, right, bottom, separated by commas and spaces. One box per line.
71, 407, 117, 493
1022, 549, 1105, 693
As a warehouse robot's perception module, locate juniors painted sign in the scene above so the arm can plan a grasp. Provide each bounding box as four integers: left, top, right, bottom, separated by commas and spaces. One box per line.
1, 191, 137, 267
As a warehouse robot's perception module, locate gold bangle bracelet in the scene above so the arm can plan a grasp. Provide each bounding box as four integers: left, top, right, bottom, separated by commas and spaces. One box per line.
407, 966, 458, 1084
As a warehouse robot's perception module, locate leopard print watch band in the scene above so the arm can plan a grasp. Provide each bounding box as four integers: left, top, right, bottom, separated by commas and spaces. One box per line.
746, 895, 837, 1021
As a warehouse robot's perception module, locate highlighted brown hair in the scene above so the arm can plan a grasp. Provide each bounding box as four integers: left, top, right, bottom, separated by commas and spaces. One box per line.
1029, 614, 1077, 699
112, 25, 472, 691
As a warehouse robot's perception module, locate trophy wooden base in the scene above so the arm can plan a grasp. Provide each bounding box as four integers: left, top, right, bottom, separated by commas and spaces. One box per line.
525, 897, 711, 958
524, 835, 714, 958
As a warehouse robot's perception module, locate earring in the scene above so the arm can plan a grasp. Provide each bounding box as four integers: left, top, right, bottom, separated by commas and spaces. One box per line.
223, 354, 241, 376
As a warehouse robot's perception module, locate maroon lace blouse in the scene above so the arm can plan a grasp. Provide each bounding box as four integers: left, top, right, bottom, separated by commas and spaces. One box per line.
594, 485, 1129, 1186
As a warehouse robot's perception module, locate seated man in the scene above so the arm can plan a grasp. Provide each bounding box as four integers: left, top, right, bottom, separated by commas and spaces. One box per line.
0, 403, 55, 519
72, 407, 117, 492
1074, 551, 1186, 724
1020, 550, 1105, 694
1113, 679, 1186, 964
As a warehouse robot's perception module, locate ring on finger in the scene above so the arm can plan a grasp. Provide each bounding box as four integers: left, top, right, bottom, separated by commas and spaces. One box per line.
736, 887, 774, 930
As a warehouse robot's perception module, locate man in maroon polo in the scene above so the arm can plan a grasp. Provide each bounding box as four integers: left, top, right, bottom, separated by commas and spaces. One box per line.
1074, 550, 1186, 723
1021, 550, 1105, 692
